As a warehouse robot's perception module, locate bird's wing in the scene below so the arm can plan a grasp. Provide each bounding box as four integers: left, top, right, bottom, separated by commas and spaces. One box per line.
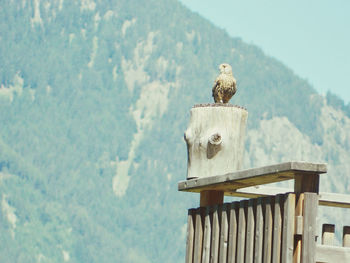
232, 77, 237, 89
212, 78, 219, 95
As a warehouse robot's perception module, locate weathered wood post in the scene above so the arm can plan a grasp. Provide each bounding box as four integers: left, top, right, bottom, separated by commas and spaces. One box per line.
293, 168, 320, 263
184, 104, 248, 206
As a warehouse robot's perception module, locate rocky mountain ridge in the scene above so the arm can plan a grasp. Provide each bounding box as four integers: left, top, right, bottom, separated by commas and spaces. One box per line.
0, 0, 349, 261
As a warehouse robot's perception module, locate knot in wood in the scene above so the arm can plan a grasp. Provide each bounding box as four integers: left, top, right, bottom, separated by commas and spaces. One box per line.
209, 133, 221, 145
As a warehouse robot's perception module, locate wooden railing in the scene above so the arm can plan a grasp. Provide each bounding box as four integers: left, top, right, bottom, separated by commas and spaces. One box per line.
186, 193, 296, 263
316, 225, 350, 263
179, 162, 350, 263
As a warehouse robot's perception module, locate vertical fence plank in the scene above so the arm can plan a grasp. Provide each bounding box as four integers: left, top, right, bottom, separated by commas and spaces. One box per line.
254, 198, 263, 263
228, 202, 238, 263
281, 193, 295, 263
322, 224, 335, 245
301, 193, 318, 263
211, 205, 220, 263
186, 209, 195, 263
272, 194, 283, 263
245, 199, 255, 263
293, 194, 304, 263
193, 207, 204, 263
219, 203, 229, 263
263, 197, 273, 263
343, 226, 350, 247
237, 200, 248, 263
202, 206, 212, 263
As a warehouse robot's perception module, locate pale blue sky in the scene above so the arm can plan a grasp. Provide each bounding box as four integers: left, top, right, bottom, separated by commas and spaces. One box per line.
179, 0, 350, 103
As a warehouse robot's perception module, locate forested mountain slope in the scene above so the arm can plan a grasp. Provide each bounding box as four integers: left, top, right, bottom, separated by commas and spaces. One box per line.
0, 0, 349, 262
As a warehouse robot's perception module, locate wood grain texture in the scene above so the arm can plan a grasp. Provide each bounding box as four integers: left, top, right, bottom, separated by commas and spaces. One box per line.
301, 193, 318, 263
236, 200, 247, 263
293, 194, 304, 263
316, 245, 350, 262
254, 198, 263, 263
211, 205, 220, 263
193, 208, 204, 263
202, 206, 212, 263
179, 162, 327, 193
281, 193, 295, 263
272, 194, 283, 263
200, 190, 224, 207
185, 209, 195, 263
226, 186, 350, 208
245, 199, 255, 263
219, 204, 229, 263
263, 197, 273, 263
227, 202, 238, 263
184, 106, 247, 179
294, 173, 319, 194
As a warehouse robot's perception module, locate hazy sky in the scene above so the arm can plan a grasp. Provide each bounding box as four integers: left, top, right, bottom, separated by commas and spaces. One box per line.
179, 0, 350, 103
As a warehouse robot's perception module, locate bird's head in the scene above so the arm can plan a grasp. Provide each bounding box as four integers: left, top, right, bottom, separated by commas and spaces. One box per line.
219, 63, 233, 75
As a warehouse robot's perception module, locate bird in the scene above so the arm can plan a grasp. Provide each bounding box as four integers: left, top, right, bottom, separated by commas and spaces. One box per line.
212, 63, 237, 103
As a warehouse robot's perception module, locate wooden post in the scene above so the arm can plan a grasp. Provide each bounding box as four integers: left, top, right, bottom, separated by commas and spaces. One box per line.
200, 190, 224, 207
301, 193, 318, 263
322, 224, 335, 245
293, 171, 319, 263
184, 105, 248, 180
343, 226, 350, 247
294, 173, 320, 194
184, 105, 247, 207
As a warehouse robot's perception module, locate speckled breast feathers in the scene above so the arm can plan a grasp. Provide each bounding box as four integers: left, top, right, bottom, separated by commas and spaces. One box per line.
212, 63, 237, 103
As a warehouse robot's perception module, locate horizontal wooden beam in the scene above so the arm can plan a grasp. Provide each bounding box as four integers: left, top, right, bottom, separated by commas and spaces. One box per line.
178, 162, 327, 193
319, 192, 350, 208
316, 245, 350, 262
226, 186, 350, 208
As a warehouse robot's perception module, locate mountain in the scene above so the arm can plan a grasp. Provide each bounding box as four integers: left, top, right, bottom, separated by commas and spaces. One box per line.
1, 0, 349, 262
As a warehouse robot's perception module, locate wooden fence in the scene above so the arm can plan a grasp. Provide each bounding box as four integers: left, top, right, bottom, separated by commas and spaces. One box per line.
186, 193, 296, 263
179, 162, 350, 263
316, 225, 350, 262
186, 193, 350, 263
